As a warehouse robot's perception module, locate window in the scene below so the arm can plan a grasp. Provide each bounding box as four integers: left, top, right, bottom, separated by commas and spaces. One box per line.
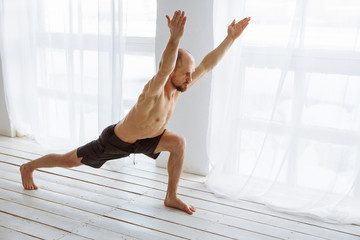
234, 0, 360, 193
122, 0, 157, 113
33, 0, 157, 140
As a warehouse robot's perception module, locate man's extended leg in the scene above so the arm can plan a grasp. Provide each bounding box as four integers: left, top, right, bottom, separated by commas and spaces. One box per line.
154, 131, 196, 215
20, 149, 83, 190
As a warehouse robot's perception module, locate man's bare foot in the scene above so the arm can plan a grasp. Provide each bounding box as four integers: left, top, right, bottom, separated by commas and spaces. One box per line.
20, 164, 38, 190
164, 195, 196, 215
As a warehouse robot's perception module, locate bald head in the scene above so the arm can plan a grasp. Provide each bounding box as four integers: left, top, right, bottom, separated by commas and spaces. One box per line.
158, 48, 194, 72
175, 48, 193, 69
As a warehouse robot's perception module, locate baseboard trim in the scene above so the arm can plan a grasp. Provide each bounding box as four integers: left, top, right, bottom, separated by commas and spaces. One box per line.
0, 126, 15, 137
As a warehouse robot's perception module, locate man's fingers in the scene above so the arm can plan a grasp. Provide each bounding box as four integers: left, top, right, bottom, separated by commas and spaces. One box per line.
230, 17, 250, 28
172, 10, 178, 20
235, 17, 250, 29
170, 10, 178, 24
166, 15, 171, 25
174, 10, 181, 23
181, 16, 187, 26
168, 10, 186, 26
179, 11, 185, 24
237, 17, 251, 24
175, 10, 184, 24
240, 17, 251, 23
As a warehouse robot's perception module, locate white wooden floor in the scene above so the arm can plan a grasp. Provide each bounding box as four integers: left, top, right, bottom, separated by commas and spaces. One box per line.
0, 136, 359, 240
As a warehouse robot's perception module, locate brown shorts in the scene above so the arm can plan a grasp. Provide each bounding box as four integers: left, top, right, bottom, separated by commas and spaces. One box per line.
77, 124, 166, 168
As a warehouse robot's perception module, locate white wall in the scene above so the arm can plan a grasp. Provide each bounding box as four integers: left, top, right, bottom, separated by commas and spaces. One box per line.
155, 0, 213, 176
0, 56, 14, 137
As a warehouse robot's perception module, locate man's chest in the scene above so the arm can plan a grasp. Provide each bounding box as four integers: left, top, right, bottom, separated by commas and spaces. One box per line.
150, 93, 177, 121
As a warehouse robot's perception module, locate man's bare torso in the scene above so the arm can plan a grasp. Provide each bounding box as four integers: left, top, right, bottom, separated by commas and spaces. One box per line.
114, 78, 180, 143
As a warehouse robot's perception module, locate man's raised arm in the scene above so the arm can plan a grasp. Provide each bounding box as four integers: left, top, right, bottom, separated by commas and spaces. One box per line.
190, 17, 251, 86
149, 10, 187, 93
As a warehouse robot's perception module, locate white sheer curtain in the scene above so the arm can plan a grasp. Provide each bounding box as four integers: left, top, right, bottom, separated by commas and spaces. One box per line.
1, 0, 125, 149
206, 0, 360, 224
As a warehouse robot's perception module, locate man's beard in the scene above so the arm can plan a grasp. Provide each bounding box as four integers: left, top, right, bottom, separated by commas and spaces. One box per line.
175, 84, 187, 92
171, 78, 188, 92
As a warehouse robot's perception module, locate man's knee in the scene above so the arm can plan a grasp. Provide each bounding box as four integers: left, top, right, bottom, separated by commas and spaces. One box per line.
171, 135, 186, 154
156, 131, 187, 154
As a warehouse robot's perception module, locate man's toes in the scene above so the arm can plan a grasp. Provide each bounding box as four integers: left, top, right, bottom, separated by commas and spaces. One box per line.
25, 184, 36, 190
184, 205, 195, 215
190, 205, 196, 212
186, 208, 193, 215
30, 184, 38, 190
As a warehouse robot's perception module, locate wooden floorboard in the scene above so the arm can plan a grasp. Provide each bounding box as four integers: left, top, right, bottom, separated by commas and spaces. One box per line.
0, 136, 359, 240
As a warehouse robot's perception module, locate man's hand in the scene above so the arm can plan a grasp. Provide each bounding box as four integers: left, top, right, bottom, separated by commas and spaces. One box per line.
227, 17, 251, 41
166, 10, 187, 40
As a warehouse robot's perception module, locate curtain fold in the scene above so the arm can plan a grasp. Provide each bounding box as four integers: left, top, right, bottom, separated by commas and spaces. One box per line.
207, 0, 360, 224
1, 0, 126, 149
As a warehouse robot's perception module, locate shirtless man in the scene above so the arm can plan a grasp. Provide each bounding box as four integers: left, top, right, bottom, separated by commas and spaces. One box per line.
20, 10, 250, 215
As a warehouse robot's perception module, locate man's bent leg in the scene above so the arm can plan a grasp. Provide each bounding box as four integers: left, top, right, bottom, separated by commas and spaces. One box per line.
20, 149, 83, 190
154, 131, 196, 215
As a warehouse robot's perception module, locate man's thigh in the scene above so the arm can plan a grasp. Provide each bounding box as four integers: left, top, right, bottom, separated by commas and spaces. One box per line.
65, 149, 84, 167
154, 130, 185, 154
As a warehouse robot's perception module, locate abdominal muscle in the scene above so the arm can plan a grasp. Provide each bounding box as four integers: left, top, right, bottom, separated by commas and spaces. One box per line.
114, 116, 167, 143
